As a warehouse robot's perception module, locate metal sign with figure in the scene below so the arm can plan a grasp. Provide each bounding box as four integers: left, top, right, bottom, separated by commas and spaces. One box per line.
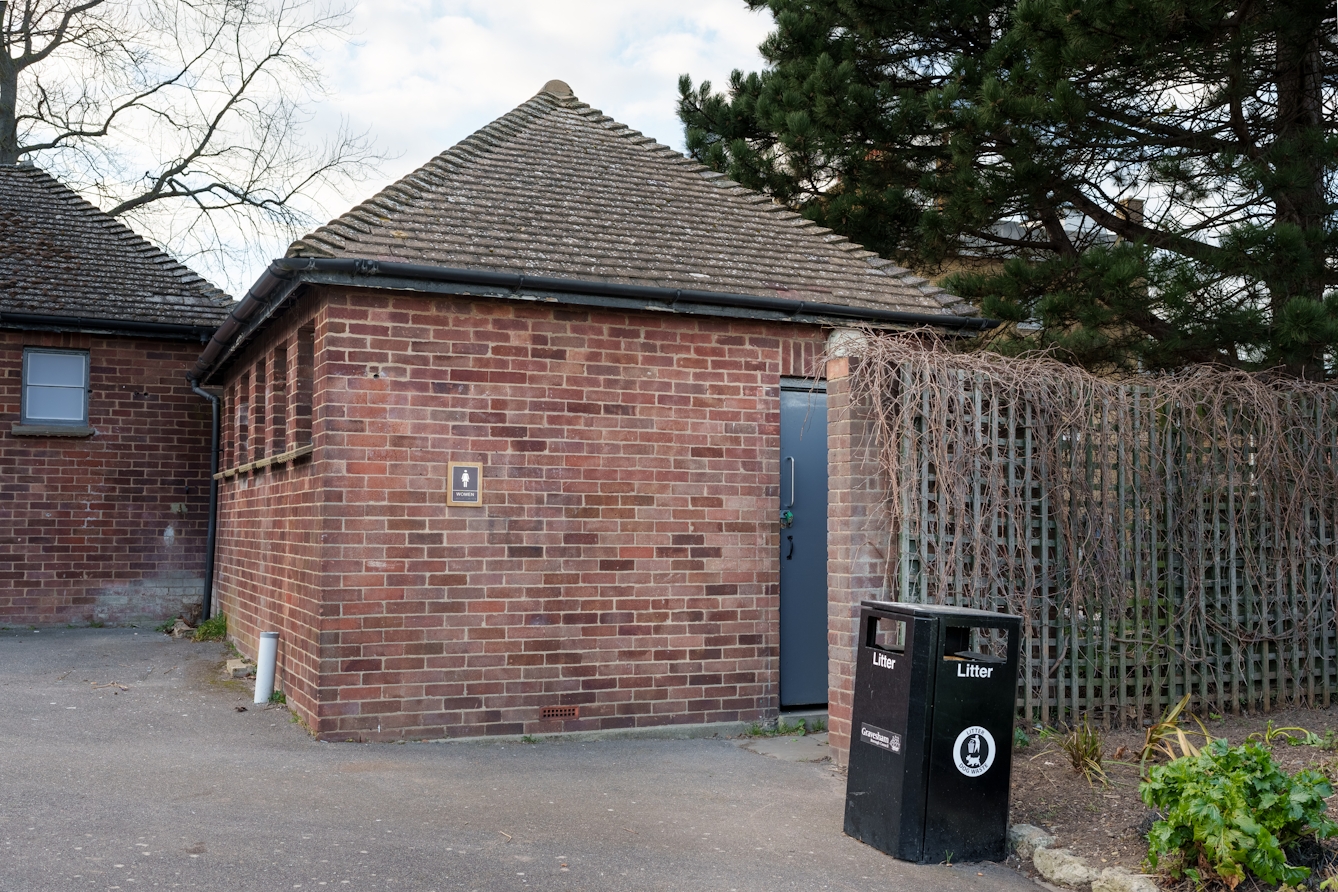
447, 461, 483, 506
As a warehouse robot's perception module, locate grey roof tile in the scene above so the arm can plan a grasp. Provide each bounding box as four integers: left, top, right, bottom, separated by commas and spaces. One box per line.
290, 83, 977, 319
0, 164, 233, 327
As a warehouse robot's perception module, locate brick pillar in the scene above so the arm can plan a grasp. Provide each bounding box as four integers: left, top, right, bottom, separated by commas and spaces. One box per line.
826, 352, 891, 767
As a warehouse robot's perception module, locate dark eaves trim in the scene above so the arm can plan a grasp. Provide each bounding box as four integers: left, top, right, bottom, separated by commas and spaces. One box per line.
192, 257, 999, 383
0, 311, 218, 341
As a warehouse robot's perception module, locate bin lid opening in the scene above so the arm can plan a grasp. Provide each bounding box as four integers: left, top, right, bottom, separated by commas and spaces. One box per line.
945, 650, 1006, 664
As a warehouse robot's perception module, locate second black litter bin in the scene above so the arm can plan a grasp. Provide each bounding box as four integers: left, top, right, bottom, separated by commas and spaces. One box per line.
843, 600, 1021, 864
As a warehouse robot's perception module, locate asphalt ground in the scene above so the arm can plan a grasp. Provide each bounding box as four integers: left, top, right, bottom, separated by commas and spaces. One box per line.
0, 628, 1040, 892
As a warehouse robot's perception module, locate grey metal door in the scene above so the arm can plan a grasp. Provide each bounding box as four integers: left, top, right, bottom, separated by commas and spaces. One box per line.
778, 383, 829, 707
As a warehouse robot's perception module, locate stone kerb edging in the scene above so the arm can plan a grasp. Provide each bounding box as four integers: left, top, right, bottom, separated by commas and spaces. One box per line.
1008, 825, 1159, 892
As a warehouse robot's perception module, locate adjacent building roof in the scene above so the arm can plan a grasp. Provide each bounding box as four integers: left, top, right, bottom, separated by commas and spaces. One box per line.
0, 163, 233, 332
288, 80, 976, 319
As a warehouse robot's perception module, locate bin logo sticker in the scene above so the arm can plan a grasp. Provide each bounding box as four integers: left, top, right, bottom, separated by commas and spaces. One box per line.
859, 722, 902, 754
953, 726, 996, 777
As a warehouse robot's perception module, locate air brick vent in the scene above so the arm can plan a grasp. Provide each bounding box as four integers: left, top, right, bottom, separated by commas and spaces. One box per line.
541, 705, 579, 720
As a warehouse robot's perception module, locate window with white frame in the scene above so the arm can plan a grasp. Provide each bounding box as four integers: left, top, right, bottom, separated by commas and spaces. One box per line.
22, 348, 89, 426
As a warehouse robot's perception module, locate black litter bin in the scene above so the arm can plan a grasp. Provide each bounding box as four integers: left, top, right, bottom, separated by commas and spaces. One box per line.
844, 600, 1021, 864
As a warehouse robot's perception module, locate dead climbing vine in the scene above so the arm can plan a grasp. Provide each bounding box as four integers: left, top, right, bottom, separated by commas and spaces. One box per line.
832, 330, 1338, 722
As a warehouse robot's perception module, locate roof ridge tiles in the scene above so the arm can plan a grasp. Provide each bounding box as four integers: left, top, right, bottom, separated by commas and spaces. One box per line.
379, 185, 418, 202
279, 82, 977, 322
329, 214, 376, 236
399, 174, 441, 194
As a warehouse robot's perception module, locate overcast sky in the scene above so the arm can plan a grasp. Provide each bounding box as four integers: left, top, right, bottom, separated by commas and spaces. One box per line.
330, 1, 769, 161
214, 0, 773, 292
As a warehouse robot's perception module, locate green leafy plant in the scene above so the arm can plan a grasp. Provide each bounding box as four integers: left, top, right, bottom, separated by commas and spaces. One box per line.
1249, 721, 1324, 748
1060, 716, 1107, 786
1139, 694, 1210, 775
193, 613, 227, 642
520, 734, 538, 744
1014, 727, 1031, 749
1141, 739, 1338, 888
268, 689, 286, 705
744, 718, 813, 738
154, 617, 176, 634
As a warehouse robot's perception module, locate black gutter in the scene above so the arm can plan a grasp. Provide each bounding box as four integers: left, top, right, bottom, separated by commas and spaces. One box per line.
193, 257, 998, 382
1, 311, 217, 341
193, 262, 299, 382
187, 377, 221, 621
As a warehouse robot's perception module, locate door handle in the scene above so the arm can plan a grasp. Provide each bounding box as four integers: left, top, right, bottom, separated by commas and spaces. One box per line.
786, 535, 794, 560
784, 456, 795, 509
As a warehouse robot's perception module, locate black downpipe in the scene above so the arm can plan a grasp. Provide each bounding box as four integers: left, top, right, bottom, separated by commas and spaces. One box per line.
188, 377, 220, 620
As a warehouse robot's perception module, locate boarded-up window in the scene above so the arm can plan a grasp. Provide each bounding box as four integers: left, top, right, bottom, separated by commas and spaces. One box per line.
237, 372, 250, 463
223, 382, 235, 468
293, 323, 314, 448
251, 360, 265, 462
270, 345, 288, 454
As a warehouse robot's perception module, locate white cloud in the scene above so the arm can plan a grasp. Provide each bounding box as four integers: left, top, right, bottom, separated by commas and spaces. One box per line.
21, 0, 774, 296
235, 0, 773, 292
326, 0, 768, 178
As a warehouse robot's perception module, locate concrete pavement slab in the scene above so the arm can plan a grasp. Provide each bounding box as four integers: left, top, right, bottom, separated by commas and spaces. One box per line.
0, 628, 1040, 891
735, 732, 832, 763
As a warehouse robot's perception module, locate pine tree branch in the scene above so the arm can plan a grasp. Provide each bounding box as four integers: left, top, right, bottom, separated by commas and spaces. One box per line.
1058, 186, 1227, 267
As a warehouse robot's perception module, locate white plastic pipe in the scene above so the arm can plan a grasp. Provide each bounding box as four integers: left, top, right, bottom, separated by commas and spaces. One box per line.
254, 631, 279, 704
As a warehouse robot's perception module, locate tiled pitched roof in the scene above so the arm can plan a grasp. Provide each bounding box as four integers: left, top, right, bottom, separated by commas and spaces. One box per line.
289, 81, 975, 318
0, 164, 233, 328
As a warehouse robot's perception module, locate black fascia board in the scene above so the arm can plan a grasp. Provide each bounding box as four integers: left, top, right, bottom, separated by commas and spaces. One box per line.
193, 256, 998, 383
1, 311, 218, 341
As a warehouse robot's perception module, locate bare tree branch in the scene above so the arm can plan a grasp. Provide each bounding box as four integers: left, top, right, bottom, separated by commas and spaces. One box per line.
1, 0, 384, 292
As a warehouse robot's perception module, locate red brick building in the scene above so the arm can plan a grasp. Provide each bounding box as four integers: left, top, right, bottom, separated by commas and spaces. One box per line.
0, 163, 232, 625
194, 81, 986, 742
